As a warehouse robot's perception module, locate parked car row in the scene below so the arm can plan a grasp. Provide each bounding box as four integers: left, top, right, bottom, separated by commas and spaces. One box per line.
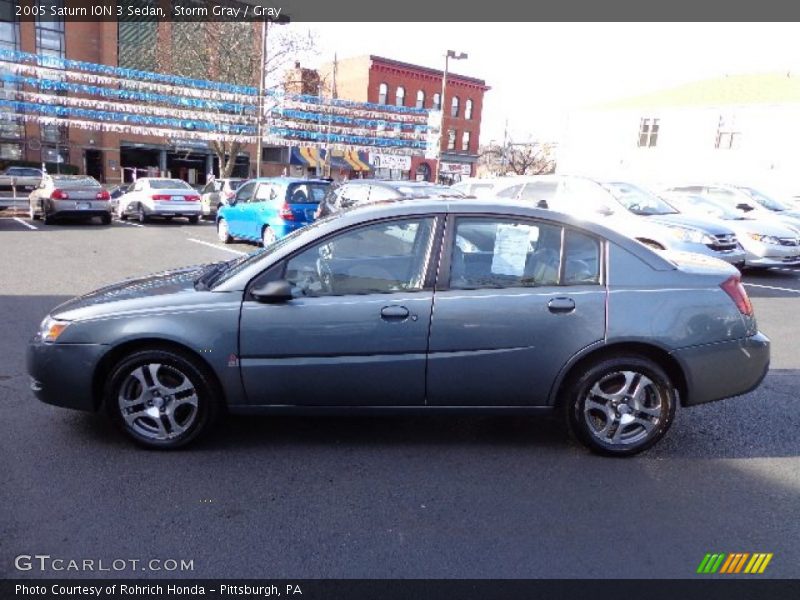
452, 175, 800, 270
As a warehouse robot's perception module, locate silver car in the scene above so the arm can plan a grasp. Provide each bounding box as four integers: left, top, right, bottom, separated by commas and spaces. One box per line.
27, 199, 769, 456
28, 175, 112, 224
662, 192, 800, 268
200, 178, 246, 218
117, 178, 202, 223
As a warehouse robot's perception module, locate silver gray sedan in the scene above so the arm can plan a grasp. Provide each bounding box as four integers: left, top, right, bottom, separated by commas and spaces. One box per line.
27, 200, 770, 456
29, 175, 112, 224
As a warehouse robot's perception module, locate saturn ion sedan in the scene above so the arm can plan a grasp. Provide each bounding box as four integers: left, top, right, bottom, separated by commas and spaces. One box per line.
27, 200, 770, 456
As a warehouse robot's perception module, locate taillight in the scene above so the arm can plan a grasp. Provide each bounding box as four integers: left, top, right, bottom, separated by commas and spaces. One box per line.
151, 194, 171, 201
279, 202, 295, 220
96, 190, 110, 200
186, 195, 200, 202
720, 275, 753, 316
50, 189, 69, 200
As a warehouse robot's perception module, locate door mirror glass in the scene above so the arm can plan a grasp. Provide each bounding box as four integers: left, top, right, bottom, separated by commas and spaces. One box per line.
251, 280, 293, 303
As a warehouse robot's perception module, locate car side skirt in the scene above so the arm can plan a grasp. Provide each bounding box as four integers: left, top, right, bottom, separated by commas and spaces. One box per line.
228, 405, 557, 416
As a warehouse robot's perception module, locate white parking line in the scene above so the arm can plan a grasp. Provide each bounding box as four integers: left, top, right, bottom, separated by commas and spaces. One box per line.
744, 283, 800, 294
187, 238, 247, 255
12, 217, 37, 230
115, 220, 145, 228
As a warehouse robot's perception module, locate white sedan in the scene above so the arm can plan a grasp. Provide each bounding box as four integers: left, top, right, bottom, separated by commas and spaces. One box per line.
117, 178, 202, 224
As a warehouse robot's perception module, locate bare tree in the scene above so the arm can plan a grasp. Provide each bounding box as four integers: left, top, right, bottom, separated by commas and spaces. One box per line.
478, 138, 557, 176
161, 20, 317, 177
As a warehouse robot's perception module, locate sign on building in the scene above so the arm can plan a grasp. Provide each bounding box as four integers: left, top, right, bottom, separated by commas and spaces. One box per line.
440, 162, 472, 175
369, 154, 412, 170
425, 110, 442, 160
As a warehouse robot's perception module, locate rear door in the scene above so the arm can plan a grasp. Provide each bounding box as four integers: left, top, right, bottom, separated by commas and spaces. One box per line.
426, 215, 607, 406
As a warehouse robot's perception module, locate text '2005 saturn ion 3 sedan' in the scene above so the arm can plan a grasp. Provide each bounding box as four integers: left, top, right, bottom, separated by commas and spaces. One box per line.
27, 200, 770, 456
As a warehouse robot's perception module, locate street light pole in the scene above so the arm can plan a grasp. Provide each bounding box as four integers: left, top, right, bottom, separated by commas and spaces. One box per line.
433, 50, 467, 185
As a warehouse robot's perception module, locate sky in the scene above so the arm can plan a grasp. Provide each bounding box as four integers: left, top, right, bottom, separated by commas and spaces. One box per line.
298, 22, 800, 145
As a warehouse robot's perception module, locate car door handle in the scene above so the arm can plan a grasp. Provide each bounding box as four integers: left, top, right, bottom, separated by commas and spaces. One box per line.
381, 305, 410, 320
548, 297, 576, 314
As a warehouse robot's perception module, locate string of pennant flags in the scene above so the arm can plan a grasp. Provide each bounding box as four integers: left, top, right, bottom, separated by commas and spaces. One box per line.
0, 48, 437, 155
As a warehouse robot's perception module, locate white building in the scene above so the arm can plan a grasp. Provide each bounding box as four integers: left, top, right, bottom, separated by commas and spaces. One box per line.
559, 72, 800, 191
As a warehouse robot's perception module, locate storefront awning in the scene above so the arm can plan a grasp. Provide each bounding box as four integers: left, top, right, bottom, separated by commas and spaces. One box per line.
290, 147, 371, 172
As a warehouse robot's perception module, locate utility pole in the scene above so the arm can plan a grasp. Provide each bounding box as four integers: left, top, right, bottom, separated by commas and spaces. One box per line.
500, 118, 508, 175
255, 15, 290, 179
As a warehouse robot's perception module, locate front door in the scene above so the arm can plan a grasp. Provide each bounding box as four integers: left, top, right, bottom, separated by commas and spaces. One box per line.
226, 181, 256, 238
239, 216, 441, 406
427, 216, 607, 406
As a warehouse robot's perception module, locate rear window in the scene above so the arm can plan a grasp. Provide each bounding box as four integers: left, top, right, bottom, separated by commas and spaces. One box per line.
50, 176, 100, 188
150, 179, 192, 190
227, 180, 246, 191
287, 182, 329, 203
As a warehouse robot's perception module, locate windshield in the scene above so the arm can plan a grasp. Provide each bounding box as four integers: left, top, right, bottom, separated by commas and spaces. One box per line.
150, 179, 192, 190
739, 187, 792, 211
603, 182, 678, 215
667, 193, 744, 220
227, 179, 246, 190
397, 184, 463, 198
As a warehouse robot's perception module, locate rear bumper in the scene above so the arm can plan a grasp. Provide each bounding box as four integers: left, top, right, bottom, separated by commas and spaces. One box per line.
148, 203, 202, 216
671, 332, 770, 406
26, 340, 108, 411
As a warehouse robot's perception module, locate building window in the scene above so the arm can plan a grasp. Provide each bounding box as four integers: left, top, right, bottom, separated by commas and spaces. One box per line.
416, 90, 425, 109
451, 96, 460, 118
462, 131, 471, 152
395, 86, 405, 107
0, 0, 21, 137
36, 0, 65, 59
42, 145, 69, 166
0, 142, 22, 160
262, 146, 286, 163
715, 115, 741, 149
465, 99, 473, 120
378, 83, 388, 105
118, 16, 158, 71
638, 118, 659, 147
447, 129, 457, 151
432, 93, 441, 110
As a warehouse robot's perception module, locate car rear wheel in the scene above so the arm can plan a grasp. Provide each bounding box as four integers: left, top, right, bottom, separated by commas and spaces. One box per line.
188, 215, 199, 224
217, 218, 232, 243
104, 349, 220, 449
29, 203, 39, 220
563, 355, 676, 457
43, 203, 54, 225
100, 213, 111, 225
137, 204, 149, 224
262, 225, 276, 247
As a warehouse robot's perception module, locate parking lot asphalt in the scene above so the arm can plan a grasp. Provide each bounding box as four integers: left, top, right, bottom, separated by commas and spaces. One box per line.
1, 215, 799, 579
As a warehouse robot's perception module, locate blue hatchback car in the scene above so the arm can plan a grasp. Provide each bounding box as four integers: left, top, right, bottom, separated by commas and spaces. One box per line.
217, 177, 330, 246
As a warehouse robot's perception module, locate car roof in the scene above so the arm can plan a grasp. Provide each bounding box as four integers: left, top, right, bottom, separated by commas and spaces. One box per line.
249, 177, 329, 185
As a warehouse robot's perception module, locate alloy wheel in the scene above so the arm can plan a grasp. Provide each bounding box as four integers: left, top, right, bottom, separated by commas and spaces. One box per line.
117, 363, 199, 442
582, 370, 664, 447
262, 226, 276, 247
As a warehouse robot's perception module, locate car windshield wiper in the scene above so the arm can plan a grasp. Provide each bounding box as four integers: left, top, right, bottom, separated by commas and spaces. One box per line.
194, 259, 235, 291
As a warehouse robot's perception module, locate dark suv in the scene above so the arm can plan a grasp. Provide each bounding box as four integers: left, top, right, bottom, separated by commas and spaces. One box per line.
315, 180, 465, 218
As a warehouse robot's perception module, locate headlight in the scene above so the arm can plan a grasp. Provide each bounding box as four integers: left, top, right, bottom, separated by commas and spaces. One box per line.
667, 226, 714, 244
38, 316, 70, 343
747, 233, 781, 245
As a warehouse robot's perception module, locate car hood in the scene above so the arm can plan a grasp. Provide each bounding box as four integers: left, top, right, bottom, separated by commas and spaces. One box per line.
723, 217, 799, 238
647, 213, 734, 235
51, 264, 208, 321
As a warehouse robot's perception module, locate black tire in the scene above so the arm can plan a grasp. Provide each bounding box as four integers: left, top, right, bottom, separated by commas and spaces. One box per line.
188, 215, 199, 224
100, 213, 111, 225
562, 354, 676, 457
43, 203, 54, 225
137, 204, 149, 224
104, 349, 220, 449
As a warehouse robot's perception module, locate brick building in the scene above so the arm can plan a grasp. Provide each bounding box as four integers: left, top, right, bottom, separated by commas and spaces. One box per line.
0, 2, 260, 184
320, 55, 490, 182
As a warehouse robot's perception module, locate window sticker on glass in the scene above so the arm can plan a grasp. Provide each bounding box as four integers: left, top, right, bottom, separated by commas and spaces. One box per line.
491, 224, 531, 277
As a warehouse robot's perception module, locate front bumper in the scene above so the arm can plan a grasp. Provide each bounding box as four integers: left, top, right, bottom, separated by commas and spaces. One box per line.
27, 340, 108, 411
671, 331, 770, 407
741, 241, 800, 267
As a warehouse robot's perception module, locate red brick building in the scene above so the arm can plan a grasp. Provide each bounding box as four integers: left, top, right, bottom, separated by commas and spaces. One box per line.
321, 55, 490, 183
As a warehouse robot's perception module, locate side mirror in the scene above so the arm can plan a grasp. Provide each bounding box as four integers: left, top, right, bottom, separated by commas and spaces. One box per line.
736, 203, 754, 212
536, 199, 549, 209
228, 198, 238, 206
251, 279, 293, 303
596, 205, 615, 216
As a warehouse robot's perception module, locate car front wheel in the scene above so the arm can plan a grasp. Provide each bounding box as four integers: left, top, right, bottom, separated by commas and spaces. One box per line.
563, 355, 676, 457
262, 225, 276, 247
104, 349, 220, 449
